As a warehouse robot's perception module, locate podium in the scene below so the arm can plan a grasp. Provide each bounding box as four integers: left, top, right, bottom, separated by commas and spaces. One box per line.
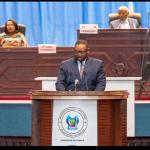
30, 90, 128, 146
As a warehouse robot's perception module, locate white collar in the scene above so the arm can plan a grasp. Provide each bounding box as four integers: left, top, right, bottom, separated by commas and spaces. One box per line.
121, 17, 129, 23
78, 59, 86, 65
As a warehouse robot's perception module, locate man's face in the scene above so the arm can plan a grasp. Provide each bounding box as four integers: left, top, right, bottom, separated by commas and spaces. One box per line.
118, 9, 129, 21
74, 44, 89, 62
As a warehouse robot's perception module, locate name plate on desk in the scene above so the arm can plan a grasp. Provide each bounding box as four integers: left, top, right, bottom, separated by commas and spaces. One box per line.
80, 24, 98, 34
52, 100, 97, 146
38, 44, 56, 54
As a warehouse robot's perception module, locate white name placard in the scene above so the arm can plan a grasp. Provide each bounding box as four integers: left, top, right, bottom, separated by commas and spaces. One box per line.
52, 100, 97, 146
38, 44, 56, 54
80, 24, 98, 34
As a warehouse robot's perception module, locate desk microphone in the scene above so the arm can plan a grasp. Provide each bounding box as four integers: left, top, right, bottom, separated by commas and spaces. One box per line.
74, 79, 79, 91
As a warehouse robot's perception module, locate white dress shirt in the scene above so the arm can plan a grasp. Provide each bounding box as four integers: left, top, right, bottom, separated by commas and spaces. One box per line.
119, 18, 131, 29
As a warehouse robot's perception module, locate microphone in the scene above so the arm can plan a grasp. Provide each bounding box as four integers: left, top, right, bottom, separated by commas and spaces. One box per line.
74, 79, 79, 91
142, 61, 150, 81
138, 13, 150, 98
148, 12, 150, 27
140, 13, 150, 80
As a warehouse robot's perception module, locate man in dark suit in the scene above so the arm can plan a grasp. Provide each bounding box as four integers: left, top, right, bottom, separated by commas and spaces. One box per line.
55, 40, 106, 91
110, 6, 140, 29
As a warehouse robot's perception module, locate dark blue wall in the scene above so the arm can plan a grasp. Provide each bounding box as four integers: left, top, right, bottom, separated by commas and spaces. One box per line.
0, 104, 31, 136
135, 104, 150, 136
0, 103, 150, 137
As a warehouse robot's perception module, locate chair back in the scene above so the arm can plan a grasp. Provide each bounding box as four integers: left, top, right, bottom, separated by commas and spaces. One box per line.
109, 12, 141, 26
0, 24, 26, 35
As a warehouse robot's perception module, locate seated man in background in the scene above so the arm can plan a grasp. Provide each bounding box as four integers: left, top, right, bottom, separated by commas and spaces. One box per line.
55, 39, 106, 91
110, 5, 140, 29
0, 19, 28, 47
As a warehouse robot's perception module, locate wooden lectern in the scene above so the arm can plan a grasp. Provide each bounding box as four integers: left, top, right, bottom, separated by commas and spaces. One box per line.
30, 90, 128, 146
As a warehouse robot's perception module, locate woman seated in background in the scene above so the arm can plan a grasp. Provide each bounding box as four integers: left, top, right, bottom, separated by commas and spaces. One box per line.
0, 19, 28, 47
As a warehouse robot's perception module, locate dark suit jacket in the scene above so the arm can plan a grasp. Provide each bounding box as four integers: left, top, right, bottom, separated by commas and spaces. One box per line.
55, 57, 106, 91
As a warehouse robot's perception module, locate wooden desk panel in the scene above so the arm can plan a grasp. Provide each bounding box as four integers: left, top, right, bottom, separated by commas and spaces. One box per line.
0, 47, 74, 95
0, 29, 149, 97
30, 90, 128, 146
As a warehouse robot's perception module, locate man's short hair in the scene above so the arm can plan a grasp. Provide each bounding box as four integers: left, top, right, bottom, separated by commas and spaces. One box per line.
75, 39, 89, 48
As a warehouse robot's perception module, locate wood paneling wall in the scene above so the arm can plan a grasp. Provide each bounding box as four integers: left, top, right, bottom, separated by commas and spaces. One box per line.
0, 29, 149, 97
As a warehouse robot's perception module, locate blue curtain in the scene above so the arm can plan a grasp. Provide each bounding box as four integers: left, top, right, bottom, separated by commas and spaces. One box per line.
0, 1, 149, 46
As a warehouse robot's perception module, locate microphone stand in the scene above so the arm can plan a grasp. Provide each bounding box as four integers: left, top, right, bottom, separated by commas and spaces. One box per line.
74, 79, 79, 92
75, 83, 77, 91
138, 12, 150, 99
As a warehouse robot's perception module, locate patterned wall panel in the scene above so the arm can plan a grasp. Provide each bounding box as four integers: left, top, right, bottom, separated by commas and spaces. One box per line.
0, 29, 149, 98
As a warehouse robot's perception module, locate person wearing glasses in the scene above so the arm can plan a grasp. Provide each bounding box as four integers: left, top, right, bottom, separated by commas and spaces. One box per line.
55, 39, 106, 91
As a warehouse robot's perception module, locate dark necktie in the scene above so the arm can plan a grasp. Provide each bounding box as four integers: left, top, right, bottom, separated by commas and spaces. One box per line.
80, 62, 84, 79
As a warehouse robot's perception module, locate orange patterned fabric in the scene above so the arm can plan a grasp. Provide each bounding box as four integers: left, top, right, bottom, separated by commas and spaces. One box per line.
0, 32, 28, 47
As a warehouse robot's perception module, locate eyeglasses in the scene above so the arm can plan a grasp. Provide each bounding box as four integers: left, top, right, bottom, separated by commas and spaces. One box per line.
74, 50, 87, 55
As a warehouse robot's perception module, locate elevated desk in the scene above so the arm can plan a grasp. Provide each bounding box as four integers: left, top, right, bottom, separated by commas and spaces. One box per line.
77, 29, 150, 96
77, 29, 149, 77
